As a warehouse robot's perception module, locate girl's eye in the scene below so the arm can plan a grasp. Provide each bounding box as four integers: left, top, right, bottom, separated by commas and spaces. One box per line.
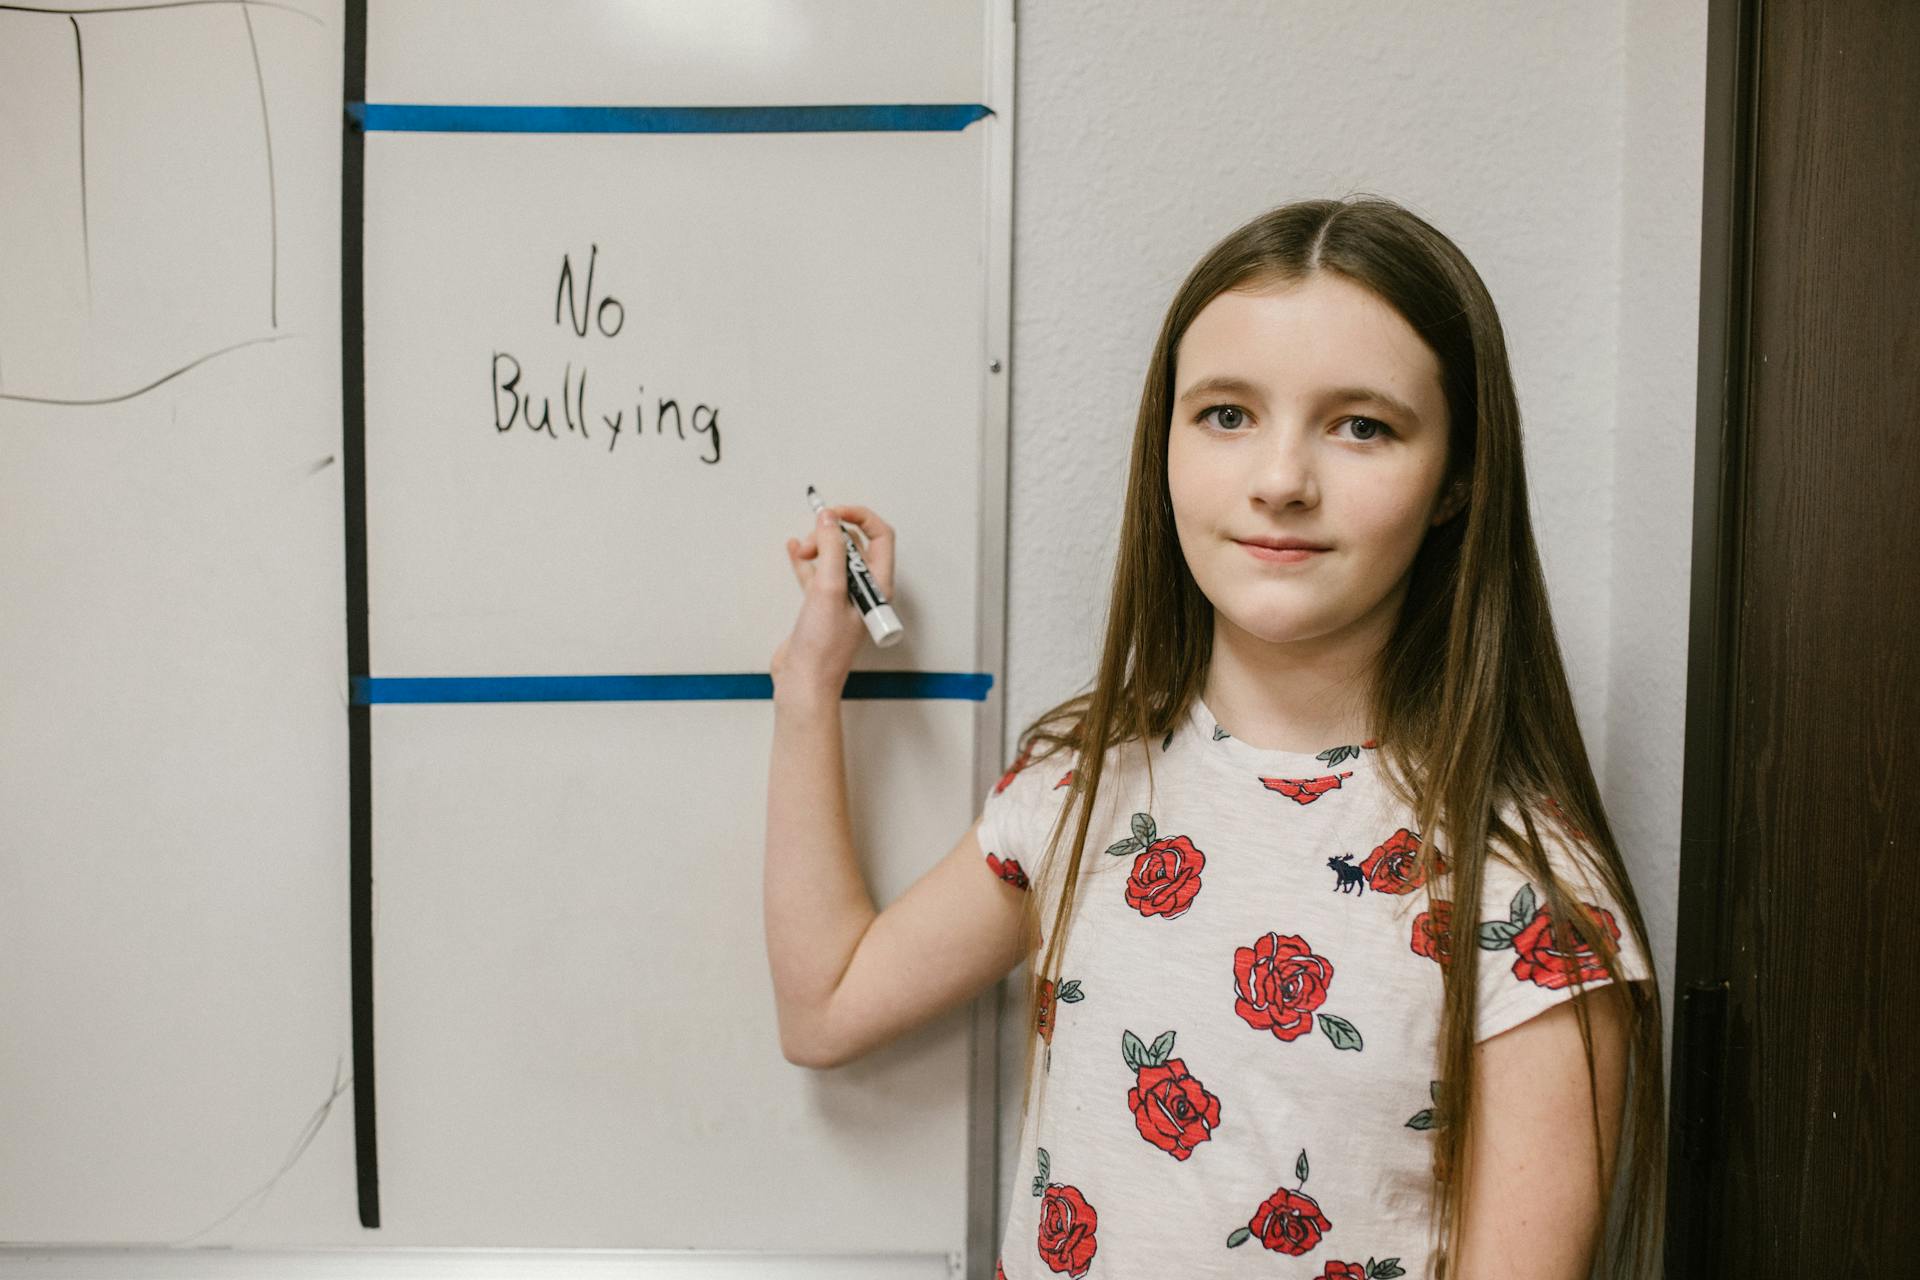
1337, 415, 1393, 443
1197, 404, 1248, 431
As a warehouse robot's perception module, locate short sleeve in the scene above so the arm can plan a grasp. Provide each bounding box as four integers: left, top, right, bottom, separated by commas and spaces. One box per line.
975, 742, 1071, 895
1468, 802, 1655, 1043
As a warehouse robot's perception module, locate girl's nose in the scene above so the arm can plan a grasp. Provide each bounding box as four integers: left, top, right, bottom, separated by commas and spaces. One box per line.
1250, 432, 1319, 509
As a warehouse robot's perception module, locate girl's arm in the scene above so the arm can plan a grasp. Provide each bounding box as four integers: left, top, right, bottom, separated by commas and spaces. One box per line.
764, 675, 1031, 1071
764, 504, 1030, 1069
762, 680, 880, 1065
1451, 985, 1634, 1277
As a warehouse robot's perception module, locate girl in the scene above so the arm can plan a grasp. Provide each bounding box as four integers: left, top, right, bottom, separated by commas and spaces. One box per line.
765, 195, 1664, 1280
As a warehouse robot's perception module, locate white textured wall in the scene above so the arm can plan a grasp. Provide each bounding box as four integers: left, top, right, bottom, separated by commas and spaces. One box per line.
1603, 0, 1709, 1075
992, 0, 1707, 1237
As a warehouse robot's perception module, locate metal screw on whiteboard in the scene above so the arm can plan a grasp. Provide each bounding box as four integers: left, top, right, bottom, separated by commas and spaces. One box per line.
990, 359, 1003, 373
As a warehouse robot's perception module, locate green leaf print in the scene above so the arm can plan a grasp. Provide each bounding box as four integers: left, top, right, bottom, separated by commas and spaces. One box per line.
1478, 919, 1522, 949
1032, 1147, 1049, 1196
1510, 883, 1538, 925
1105, 835, 1144, 857
1318, 1013, 1364, 1051
1056, 979, 1084, 1002
1295, 1148, 1310, 1183
1409, 1079, 1443, 1128
1371, 1259, 1407, 1278
1226, 1227, 1251, 1248
1122, 1028, 1177, 1070
1131, 812, 1157, 842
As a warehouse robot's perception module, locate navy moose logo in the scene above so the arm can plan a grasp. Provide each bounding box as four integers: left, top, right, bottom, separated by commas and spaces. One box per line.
1326, 854, 1366, 895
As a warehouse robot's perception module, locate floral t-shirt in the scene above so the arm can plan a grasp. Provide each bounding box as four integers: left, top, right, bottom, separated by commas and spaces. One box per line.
974, 695, 1651, 1280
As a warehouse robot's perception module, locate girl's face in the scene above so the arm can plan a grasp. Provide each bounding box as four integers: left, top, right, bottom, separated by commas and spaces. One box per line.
1167, 272, 1457, 656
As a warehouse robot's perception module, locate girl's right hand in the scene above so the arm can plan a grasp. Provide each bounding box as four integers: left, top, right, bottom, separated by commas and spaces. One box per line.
771, 504, 895, 699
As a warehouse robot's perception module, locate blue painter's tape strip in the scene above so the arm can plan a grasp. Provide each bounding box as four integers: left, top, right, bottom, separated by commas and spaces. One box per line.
347, 102, 992, 134
351, 672, 993, 704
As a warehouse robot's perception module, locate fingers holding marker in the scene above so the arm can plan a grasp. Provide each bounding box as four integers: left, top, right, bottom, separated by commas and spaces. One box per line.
826, 503, 888, 541
783, 509, 841, 586
804, 490, 904, 648
784, 520, 824, 591
820, 504, 894, 596
783, 532, 813, 590
810, 509, 846, 599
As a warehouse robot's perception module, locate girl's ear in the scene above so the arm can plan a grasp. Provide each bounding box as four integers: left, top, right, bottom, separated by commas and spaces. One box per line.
1432, 478, 1469, 526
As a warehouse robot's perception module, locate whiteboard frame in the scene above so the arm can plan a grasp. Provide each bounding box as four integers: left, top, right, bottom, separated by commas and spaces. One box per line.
0, 1250, 960, 1279
346, 0, 1021, 1269
965, 1, 1017, 1274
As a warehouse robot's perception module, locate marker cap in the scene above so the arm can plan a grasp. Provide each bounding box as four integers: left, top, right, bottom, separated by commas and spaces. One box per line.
865, 602, 905, 648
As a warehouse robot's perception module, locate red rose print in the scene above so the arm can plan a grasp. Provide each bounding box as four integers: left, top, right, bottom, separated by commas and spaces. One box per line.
1317, 1264, 1367, 1280
1361, 738, 1378, 749
1359, 827, 1446, 894
1233, 933, 1333, 1041
1229, 1147, 1341, 1254
1127, 1058, 1221, 1160
1260, 772, 1354, 805
1510, 901, 1623, 989
985, 851, 1031, 891
1055, 770, 1074, 789
1411, 900, 1454, 966
1034, 978, 1082, 1044
994, 743, 1035, 795
1036, 1183, 1098, 1277
1124, 834, 1206, 919
1247, 1186, 1332, 1255
1121, 1029, 1221, 1160
1108, 813, 1207, 917
995, 1262, 1006, 1280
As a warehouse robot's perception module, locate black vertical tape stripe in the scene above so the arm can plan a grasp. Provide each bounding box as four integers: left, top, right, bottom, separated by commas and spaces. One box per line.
340, 0, 379, 1229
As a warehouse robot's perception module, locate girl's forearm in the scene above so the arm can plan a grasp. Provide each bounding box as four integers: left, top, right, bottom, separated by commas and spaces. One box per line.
763, 682, 879, 1065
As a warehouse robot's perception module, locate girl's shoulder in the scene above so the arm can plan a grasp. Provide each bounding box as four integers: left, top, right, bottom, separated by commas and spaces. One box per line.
976, 717, 1171, 885
975, 733, 1080, 894
1460, 791, 1655, 1040
1481, 789, 1612, 890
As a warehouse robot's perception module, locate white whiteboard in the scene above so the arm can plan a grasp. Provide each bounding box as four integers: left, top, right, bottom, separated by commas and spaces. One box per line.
0, 0, 353, 1247
1, 0, 1015, 1269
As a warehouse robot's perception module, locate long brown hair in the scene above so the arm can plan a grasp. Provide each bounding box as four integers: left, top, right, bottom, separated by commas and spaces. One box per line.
1005, 194, 1665, 1277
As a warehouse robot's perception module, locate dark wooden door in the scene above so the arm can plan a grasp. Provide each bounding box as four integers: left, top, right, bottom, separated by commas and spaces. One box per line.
1670, 0, 1919, 1274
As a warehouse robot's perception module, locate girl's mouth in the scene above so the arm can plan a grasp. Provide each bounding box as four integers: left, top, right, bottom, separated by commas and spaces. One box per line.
1237, 541, 1327, 564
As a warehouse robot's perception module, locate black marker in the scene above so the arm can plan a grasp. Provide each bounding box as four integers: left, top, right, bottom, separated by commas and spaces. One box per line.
807, 486, 904, 648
